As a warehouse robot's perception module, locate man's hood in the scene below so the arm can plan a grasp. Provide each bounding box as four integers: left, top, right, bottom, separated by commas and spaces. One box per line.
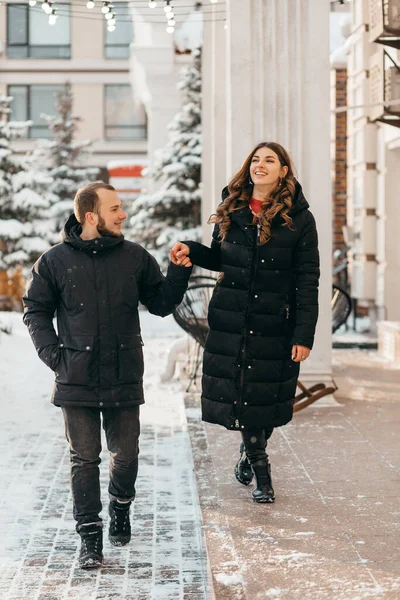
61, 214, 124, 253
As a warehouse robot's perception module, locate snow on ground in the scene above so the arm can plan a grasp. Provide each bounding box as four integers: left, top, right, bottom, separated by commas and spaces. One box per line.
0, 310, 209, 600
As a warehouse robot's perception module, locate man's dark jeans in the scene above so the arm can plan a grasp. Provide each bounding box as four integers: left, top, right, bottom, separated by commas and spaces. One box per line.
62, 405, 140, 530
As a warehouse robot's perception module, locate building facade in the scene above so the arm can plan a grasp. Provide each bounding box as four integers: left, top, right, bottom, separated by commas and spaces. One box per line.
346, 0, 400, 324
0, 0, 148, 170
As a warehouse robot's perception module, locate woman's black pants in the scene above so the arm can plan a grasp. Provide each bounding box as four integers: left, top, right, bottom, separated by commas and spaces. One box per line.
241, 428, 274, 464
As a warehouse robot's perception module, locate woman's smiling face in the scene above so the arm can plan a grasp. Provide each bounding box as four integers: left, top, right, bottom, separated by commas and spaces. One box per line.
249, 147, 287, 187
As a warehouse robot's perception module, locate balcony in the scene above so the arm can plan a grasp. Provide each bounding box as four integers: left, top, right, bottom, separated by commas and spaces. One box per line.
370, 48, 400, 127
369, 0, 400, 48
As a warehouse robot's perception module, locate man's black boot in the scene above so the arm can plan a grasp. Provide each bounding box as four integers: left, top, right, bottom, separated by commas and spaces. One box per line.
108, 501, 131, 546
234, 442, 254, 486
251, 460, 275, 503
78, 524, 103, 569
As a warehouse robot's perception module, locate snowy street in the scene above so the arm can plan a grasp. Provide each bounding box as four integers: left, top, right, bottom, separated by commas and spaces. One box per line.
0, 311, 210, 600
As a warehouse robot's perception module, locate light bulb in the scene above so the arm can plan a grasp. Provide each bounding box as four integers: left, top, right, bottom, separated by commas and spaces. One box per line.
164, 4, 172, 13
29, 0, 37, 6
210, 0, 218, 3
105, 11, 114, 19
166, 26, 174, 33
87, 0, 95, 8
49, 10, 57, 24
42, 0, 50, 11
101, 2, 110, 13
167, 19, 175, 26
149, 0, 157, 6
108, 18, 116, 25
108, 25, 115, 32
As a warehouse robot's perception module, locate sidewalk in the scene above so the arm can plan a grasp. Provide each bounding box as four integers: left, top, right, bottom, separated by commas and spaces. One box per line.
0, 312, 211, 600
185, 349, 400, 600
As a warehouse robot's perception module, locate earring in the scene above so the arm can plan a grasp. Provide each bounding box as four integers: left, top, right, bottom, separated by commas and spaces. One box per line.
249, 177, 253, 186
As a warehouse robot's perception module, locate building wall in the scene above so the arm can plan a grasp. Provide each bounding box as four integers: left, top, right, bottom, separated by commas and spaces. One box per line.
331, 68, 348, 251
0, 0, 147, 167
347, 0, 400, 323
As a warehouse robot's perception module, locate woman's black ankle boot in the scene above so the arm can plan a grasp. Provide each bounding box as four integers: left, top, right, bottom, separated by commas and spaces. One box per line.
251, 460, 275, 503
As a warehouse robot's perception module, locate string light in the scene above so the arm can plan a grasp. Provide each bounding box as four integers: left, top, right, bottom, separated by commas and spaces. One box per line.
148, 0, 157, 7
107, 24, 115, 32
210, 0, 218, 3
28, 0, 37, 6
164, 1, 172, 13
101, 1, 110, 14
86, 0, 95, 8
42, 0, 51, 13
105, 11, 114, 19
108, 17, 116, 25
49, 8, 57, 24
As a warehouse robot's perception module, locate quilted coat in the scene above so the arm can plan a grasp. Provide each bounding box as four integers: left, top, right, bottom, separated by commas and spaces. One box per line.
184, 182, 320, 431
23, 214, 191, 408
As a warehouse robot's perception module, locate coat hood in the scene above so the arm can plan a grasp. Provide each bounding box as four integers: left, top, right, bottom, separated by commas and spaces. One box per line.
61, 213, 124, 254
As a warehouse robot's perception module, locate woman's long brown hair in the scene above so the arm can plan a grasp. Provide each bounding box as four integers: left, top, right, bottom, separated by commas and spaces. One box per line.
209, 142, 296, 245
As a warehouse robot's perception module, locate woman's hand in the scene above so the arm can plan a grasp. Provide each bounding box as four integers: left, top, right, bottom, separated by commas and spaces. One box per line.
291, 345, 311, 363
170, 242, 192, 267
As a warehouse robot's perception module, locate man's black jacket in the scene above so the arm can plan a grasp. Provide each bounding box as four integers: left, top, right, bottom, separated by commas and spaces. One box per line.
23, 214, 191, 408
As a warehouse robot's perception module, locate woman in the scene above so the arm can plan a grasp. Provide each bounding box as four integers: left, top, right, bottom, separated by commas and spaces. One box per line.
170, 142, 320, 503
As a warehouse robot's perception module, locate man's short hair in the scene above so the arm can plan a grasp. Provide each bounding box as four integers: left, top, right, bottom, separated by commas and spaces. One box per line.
74, 181, 116, 224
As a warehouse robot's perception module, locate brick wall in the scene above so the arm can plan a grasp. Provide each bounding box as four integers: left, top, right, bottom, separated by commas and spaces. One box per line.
332, 68, 347, 252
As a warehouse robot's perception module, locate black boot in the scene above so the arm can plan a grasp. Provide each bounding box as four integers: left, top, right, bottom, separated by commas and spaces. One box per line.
251, 460, 275, 504
78, 524, 103, 569
108, 501, 131, 546
234, 442, 254, 486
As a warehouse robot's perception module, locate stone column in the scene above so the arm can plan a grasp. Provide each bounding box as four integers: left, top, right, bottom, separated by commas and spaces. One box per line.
213, 0, 333, 384
201, 8, 227, 243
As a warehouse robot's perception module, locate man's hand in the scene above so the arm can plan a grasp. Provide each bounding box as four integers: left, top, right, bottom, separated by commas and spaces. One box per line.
170, 242, 192, 267
291, 345, 311, 363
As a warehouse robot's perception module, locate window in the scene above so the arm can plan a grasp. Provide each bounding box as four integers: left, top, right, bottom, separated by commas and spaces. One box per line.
104, 85, 147, 140
104, 3, 134, 59
7, 4, 71, 59
8, 85, 64, 138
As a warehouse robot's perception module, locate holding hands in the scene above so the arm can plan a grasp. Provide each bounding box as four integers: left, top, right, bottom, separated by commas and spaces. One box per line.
170, 242, 192, 267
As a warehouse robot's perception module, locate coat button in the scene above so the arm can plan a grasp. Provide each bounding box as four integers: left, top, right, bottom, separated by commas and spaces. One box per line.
254, 294, 258, 298
234, 401, 237, 404
250, 330, 253, 334
115, 402, 119, 407
93, 250, 97, 254
244, 402, 248, 406
241, 426, 244, 429
86, 346, 90, 350
59, 343, 64, 347
248, 365, 252, 369
99, 402, 103, 407
261, 259, 265, 263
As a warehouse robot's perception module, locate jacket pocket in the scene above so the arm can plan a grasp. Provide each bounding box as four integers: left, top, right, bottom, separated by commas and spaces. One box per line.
55, 334, 95, 386
117, 333, 144, 384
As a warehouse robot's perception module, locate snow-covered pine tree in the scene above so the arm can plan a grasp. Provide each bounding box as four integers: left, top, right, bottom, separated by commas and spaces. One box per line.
0, 96, 50, 271
37, 82, 99, 243
130, 48, 202, 269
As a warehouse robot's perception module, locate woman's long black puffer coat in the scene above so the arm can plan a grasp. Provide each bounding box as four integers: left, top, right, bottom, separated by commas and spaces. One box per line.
183, 182, 320, 431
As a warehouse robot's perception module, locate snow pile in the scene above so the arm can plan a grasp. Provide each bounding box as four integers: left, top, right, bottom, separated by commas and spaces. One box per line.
215, 572, 243, 586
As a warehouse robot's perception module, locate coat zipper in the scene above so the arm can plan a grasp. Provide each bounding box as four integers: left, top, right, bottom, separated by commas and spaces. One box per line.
235, 221, 260, 429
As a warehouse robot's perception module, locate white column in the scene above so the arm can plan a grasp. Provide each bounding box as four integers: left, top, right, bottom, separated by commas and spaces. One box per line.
201, 9, 227, 243
222, 0, 332, 384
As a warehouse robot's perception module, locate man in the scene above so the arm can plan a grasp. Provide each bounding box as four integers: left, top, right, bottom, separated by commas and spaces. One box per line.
23, 182, 192, 569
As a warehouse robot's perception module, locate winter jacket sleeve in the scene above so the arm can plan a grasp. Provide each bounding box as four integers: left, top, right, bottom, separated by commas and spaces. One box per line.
22, 254, 61, 371
181, 224, 222, 272
290, 211, 320, 350
138, 250, 192, 317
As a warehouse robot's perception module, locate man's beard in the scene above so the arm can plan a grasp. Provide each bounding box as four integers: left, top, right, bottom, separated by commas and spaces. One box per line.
96, 214, 121, 238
